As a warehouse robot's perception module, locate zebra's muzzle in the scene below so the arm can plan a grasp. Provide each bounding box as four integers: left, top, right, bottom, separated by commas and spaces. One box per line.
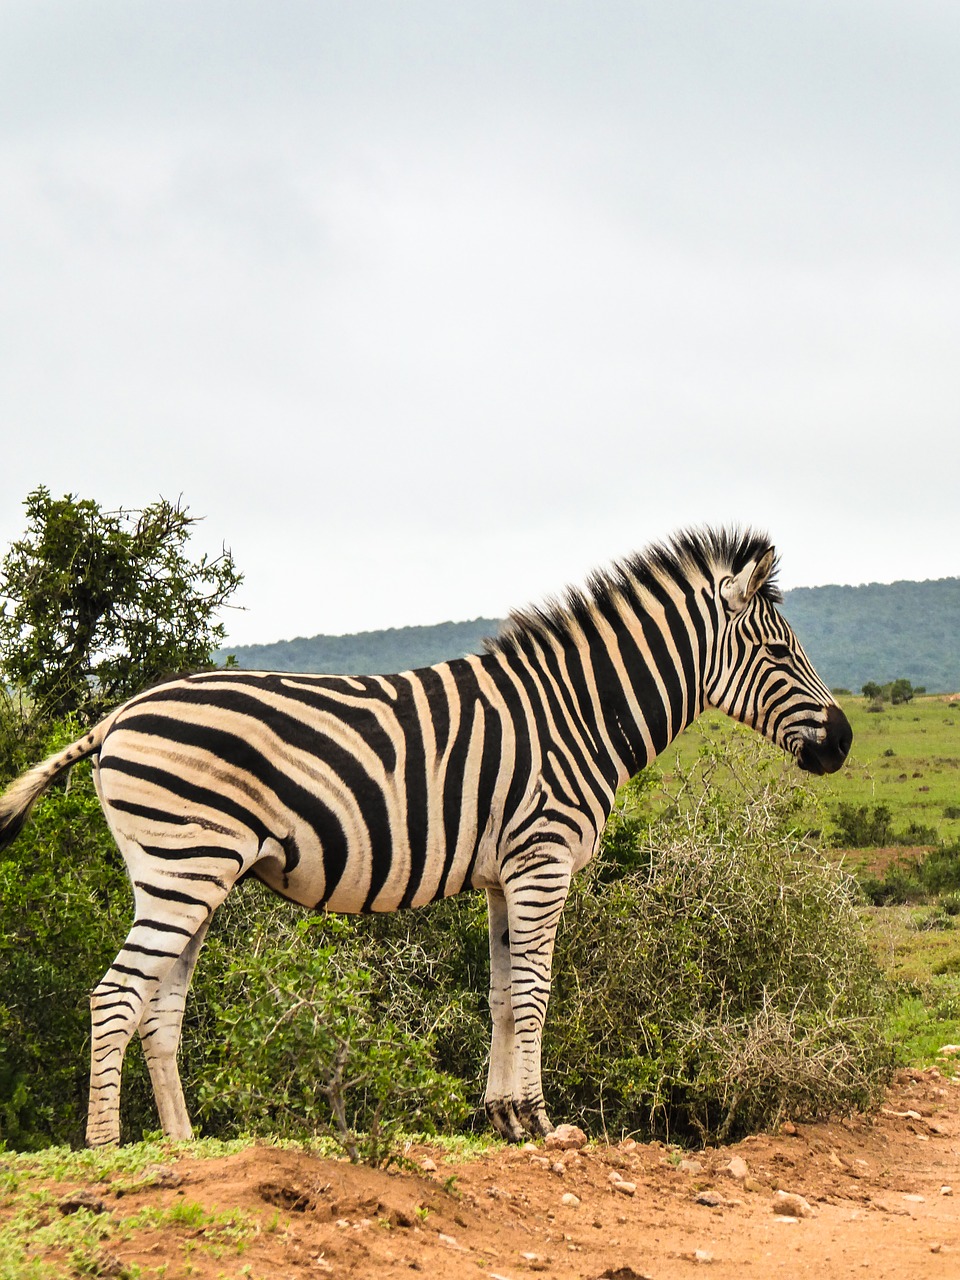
796, 704, 853, 775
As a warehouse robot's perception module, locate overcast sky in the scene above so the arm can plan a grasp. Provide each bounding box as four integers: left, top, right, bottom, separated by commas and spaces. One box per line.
1, 1, 958, 647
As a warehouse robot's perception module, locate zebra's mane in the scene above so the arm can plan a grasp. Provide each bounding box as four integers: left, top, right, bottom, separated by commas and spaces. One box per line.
486, 526, 781, 657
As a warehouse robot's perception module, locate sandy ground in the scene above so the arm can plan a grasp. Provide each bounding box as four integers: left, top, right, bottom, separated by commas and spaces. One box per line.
16, 1066, 960, 1280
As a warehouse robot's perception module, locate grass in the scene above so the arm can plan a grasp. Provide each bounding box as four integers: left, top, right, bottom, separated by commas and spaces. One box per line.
817, 696, 960, 845
0, 1130, 498, 1280
659, 699, 960, 1072
856, 904, 960, 1068
0, 1139, 271, 1280
669, 694, 960, 846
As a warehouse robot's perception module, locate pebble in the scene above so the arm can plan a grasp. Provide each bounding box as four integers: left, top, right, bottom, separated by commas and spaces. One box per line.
560, 1192, 581, 1207
679, 1158, 704, 1174
612, 1179, 637, 1196
420, 1158, 437, 1172
772, 1190, 815, 1219
940, 1185, 953, 1196
726, 1156, 749, 1181
695, 1249, 714, 1263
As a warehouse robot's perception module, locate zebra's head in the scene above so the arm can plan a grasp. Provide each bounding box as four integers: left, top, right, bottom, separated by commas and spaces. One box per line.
705, 542, 852, 775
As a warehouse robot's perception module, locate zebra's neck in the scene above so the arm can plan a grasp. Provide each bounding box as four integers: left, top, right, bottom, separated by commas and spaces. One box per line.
569, 578, 714, 785
493, 574, 715, 790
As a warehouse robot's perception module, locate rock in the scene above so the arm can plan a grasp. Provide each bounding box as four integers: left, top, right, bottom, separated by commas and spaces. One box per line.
612, 1179, 637, 1196
551, 1162, 566, 1176
696, 1190, 724, 1207
937, 1044, 960, 1056
940, 1185, 953, 1196
439, 1233, 469, 1253
726, 1156, 749, 1181
596, 1269, 654, 1280
544, 1124, 588, 1150
902, 1194, 926, 1203
772, 1190, 815, 1219
529, 1154, 551, 1168
694, 1249, 714, 1263
781, 1121, 798, 1136
420, 1157, 437, 1172
679, 1159, 705, 1174
561, 1192, 581, 1207
58, 1191, 107, 1215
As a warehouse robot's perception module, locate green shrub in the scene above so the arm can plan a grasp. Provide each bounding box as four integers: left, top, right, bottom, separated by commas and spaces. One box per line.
544, 740, 891, 1142
0, 726, 154, 1150
831, 802, 894, 848
193, 916, 467, 1165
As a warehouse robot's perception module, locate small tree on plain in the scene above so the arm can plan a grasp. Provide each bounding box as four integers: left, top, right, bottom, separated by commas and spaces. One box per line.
0, 487, 242, 725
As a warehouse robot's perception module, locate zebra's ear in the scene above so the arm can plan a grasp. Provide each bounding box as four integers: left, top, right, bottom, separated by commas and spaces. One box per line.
720, 547, 776, 613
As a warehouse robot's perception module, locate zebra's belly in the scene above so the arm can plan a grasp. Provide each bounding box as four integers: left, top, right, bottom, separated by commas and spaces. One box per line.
251, 822, 497, 914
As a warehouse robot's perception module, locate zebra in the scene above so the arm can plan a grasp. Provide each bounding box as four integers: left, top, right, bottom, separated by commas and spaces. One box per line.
0, 527, 851, 1147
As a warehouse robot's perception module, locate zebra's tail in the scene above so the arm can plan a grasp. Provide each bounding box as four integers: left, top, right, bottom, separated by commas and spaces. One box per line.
0, 722, 108, 853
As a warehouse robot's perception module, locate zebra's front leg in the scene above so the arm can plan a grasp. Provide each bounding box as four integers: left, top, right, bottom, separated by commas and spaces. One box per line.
503, 852, 573, 1139
484, 887, 525, 1142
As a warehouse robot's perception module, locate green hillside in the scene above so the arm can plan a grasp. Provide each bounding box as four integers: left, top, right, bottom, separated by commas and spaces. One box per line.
221, 617, 500, 676
221, 577, 960, 692
782, 578, 960, 694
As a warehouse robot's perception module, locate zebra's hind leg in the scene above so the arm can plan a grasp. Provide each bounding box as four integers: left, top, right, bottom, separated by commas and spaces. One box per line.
86, 847, 232, 1147
136, 918, 212, 1142
483, 887, 525, 1143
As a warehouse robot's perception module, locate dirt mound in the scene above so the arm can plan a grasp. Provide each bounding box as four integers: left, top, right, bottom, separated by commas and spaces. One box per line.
16, 1068, 960, 1278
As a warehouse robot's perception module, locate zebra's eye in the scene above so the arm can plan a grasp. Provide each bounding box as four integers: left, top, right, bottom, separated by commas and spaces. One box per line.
767, 643, 792, 661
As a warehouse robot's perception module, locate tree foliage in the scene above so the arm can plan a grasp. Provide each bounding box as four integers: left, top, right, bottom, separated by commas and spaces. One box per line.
0, 487, 242, 724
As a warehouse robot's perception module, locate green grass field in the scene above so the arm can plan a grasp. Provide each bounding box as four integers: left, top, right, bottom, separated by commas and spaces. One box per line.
667, 694, 960, 848
650, 696, 960, 1066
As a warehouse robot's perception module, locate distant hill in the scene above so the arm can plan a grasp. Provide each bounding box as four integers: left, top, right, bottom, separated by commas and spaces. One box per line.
779, 577, 960, 694
221, 618, 501, 677
220, 578, 960, 694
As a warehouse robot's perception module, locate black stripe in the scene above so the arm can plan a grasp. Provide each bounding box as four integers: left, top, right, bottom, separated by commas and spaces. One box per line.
380, 676, 430, 912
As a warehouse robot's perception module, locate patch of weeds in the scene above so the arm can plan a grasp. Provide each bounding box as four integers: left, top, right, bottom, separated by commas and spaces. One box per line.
886, 980, 960, 1065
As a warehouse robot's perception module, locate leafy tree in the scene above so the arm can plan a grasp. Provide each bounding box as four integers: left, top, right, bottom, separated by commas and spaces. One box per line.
890, 678, 914, 705
861, 681, 883, 701
0, 487, 241, 724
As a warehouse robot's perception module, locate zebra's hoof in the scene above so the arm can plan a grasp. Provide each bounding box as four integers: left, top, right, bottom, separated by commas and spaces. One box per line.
517, 1100, 554, 1138
486, 1099, 525, 1143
